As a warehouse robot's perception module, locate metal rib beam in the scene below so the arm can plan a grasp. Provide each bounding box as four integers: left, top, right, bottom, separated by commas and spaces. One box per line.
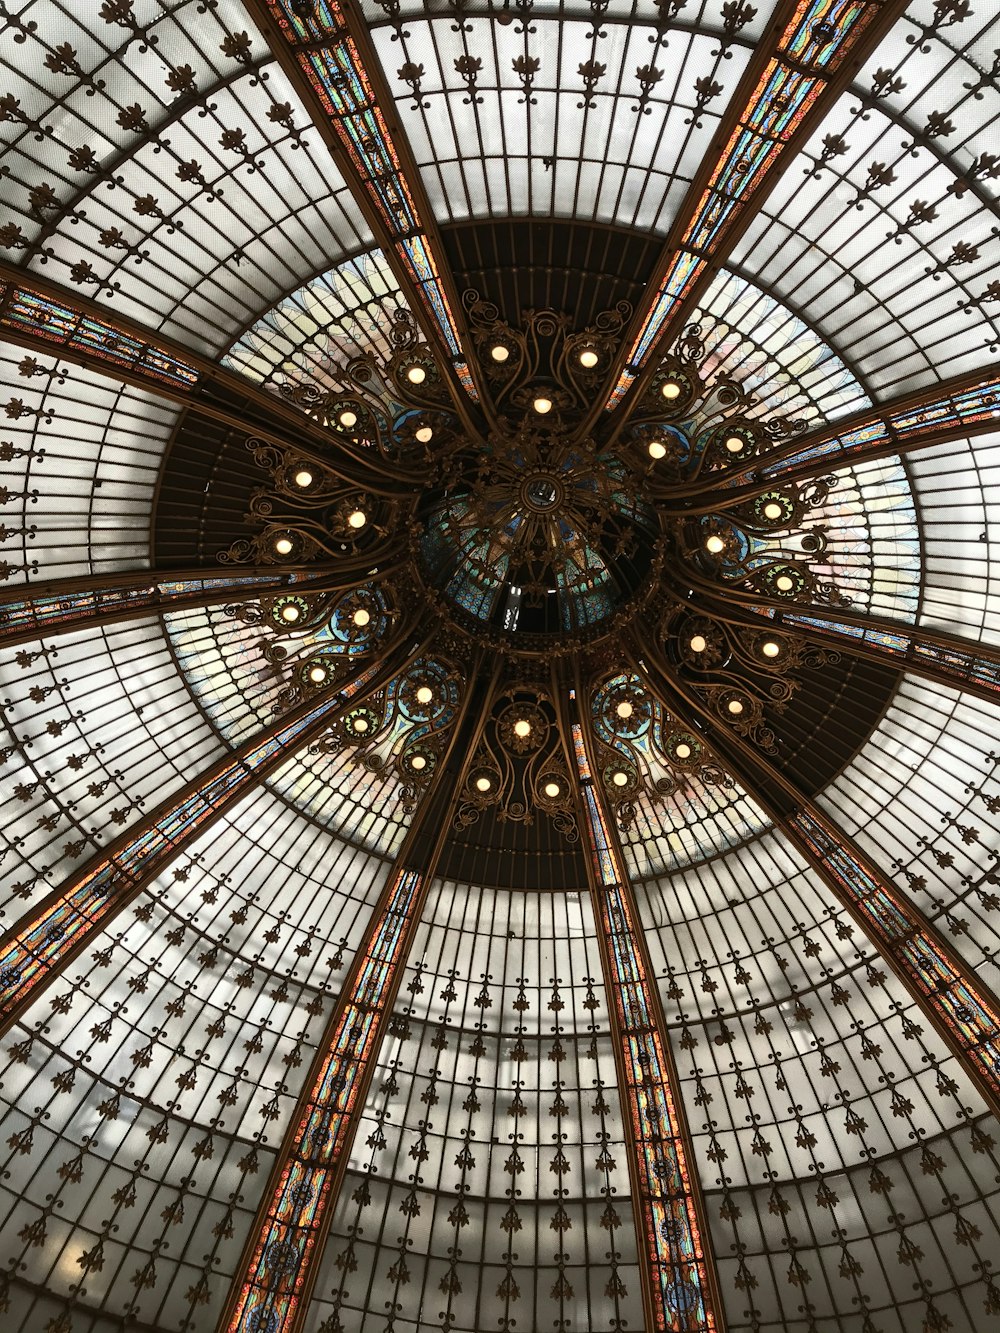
592, 0, 907, 429
241, 0, 485, 420
661, 366, 1000, 511
0, 626, 424, 1038
681, 578, 1000, 708
552, 675, 727, 1333
632, 635, 1000, 1123
0, 560, 407, 651
0, 262, 424, 495
217, 652, 492, 1333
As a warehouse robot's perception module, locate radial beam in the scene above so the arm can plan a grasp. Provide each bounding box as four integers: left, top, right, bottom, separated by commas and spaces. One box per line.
0, 628, 423, 1038
668, 367, 1000, 510
0, 263, 422, 494
218, 654, 491, 1333
680, 577, 1000, 708
241, 0, 483, 417
0, 562, 402, 651
555, 679, 726, 1333
632, 636, 1000, 1123
596, 0, 906, 423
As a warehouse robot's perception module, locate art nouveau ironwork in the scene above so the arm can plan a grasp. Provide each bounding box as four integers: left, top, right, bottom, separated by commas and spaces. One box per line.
4, 0, 1000, 1330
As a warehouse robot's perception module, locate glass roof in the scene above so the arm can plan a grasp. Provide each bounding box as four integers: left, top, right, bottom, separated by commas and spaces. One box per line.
3, 1, 1000, 1331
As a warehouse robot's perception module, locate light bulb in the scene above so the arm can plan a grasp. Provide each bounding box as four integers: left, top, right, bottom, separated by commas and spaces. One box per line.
612, 770, 629, 787
308, 665, 327, 683
763, 501, 783, 520
274, 536, 294, 556
339, 409, 358, 428
533, 395, 553, 415
490, 344, 510, 363
724, 436, 743, 453
416, 686, 434, 705
280, 604, 300, 622
514, 719, 532, 738
675, 742, 692, 759
616, 701, 634, 719
294, 469, 313, 487
690, 634, 707, 653
727, 698, 744, 716
660, 380, 681, 400
352, 608, 371, 627
475, 776, 492, 792
762, 641, 781, 658
705, 535, 725, 554
352, 716, 369, 732
415, 425, 433, 443
347, 509, 367, 529
411, 754, 427, 771
579, 349, 599, 368
407, 365, 426, 384
648, 440, 667, 460
776, 574, 795, 592
543, 781, 561, 798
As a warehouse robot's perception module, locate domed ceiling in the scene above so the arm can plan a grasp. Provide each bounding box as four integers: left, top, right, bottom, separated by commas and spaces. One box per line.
2, 2, 1000, 1332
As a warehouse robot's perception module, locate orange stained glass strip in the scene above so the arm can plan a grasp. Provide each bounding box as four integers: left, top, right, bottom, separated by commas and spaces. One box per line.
574, 724, 719, 1333
262, 0, 477, 399
605, 0, 887, 410
790, 810, 1000, 1104
226, 866, 423, 1333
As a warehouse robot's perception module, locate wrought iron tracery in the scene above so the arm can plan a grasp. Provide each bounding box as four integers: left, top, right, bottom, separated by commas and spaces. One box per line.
5, 1, 1000, 1332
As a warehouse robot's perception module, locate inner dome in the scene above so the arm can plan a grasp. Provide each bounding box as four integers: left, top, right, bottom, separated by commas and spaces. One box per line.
418, 437, 659, 638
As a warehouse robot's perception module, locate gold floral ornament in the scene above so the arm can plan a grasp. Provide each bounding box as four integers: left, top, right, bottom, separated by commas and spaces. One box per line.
590, 670, 733, 828
456, 688, 576, 837
312, 656, 463, 814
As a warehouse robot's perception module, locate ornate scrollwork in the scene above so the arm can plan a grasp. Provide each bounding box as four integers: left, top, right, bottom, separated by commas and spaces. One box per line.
312, 654, 464, 813
590, 670, 733, 828
214, 289, 869, 829
454, 685, 577, 839
463, 291, 633, 420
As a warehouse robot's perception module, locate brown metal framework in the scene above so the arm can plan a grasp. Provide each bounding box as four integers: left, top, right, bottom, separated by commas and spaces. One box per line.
4, 1, 1000, 1330
589, 0, 910, 434
0, 623, 429, 1039
216, 652, 491, 1333
632, 640, 1000, 1125
239, 0, 488, 425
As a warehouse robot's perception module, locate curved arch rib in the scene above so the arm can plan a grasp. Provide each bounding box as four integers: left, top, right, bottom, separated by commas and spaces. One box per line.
632, 634, 1000, 1122
218, 652, 492, 1333
0, 262, 422, 495
592, 0, 906, 428
0, 555, 408, 651
551, 675, 727, 1333
0, 627, 425, 1038
242, 0, 486, 420
678, 576, 1000, 709
667, 367, 1000, 511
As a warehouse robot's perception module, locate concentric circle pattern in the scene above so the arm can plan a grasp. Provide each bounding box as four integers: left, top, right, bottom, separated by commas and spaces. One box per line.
2, 3, 1000, 1333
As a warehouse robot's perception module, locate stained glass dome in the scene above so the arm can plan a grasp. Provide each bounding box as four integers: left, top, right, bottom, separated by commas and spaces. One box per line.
2, 2, 1000, 1333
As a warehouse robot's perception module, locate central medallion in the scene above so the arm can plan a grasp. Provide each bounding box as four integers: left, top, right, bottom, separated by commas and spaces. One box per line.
520, 473, 563, 513
419, 431, 660, 645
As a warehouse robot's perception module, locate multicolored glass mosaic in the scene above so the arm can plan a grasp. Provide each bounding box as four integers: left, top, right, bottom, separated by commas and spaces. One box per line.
266, 0, 476, 399
574, 725, 718, 1332
0, 282, 200, 390
790, 811, 1000, 1102
606, 0, 883, 411
226, 866, 423, 1333
0, 573, 300, 642
0, 695, 346, 1027
787, 615, 1000, 695
759, 373, 1000, 483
